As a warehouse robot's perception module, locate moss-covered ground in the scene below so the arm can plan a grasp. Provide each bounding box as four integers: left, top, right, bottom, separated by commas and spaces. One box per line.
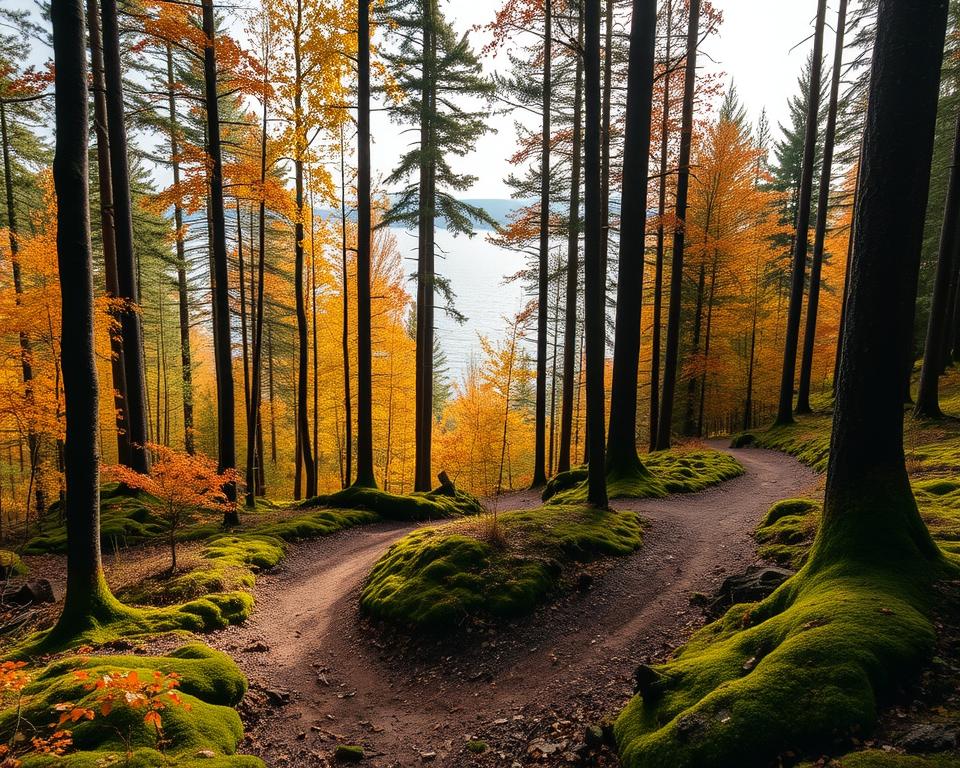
1, 644, 263, 767
541, 447, 744, 504
301, 484, 483, 520
361, 504, 644, 631
614, 379, 960, 768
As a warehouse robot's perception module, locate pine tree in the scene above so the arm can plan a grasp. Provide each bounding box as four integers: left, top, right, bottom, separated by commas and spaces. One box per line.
383, 0, 494, 491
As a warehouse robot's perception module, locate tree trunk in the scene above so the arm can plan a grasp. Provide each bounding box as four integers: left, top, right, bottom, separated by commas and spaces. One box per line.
340, 123, 354, 488
201, 0, 238, 516
607, 0, 656, 475
101, 0, 150, 474
775, 0, 827, 425
817, 0, 946, 570
558, 11, 584, 474
649, 0, 672, 452
51, 0, 121, 632
797, 0, 847, 415
683, 263, 706, 436
355, 0, 376, 488
583, 0, 607, 508
414, 0, 437, 492
165, 45, 195, 456
531, 0, 552, 488
654, 0, 699, 450
833, 132, 864, 392
914, 108, 960, 418
88, 0, 130, 465
599, 0, 614, 293
245, 50, 269, 507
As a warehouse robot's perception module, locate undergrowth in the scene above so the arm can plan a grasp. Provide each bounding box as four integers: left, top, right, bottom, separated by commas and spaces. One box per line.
2, 644, 262, 767
361, 504, 643, 631
542, 448, 744, 504
301, 485, 483, 520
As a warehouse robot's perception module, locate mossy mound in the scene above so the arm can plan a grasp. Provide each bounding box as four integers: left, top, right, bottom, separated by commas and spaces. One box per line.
361, 504, 643, 631
798, 750, 960, 767
25, 484, 173, 555
542, 449, 744, 504
252, 508, 379, 540
729, 432, 757, 449
615, 553, 945, 768
3, 644, 262, 767
754, 499, 821, 569
0, 549, 26, 578
302, 485, 483, 521
333, 744, 364, 763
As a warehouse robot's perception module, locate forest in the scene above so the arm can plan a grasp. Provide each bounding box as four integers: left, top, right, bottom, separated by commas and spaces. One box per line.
0, 0, 958, 765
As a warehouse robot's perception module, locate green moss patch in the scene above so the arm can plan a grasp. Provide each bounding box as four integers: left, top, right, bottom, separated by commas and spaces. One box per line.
361, 505, 643, 631
736, 416, 834, 473
302, 486, 483, 521
542, 449, 744, 504
0, 549, 26, 578
755, 499, 821, 569
252, 508, 379, 539
798, 750, 960, 767
4, 644, 262, 767
615, 551, 946, 768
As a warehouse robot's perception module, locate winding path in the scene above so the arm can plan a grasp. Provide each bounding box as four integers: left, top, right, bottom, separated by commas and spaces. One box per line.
209, 445, 816, 767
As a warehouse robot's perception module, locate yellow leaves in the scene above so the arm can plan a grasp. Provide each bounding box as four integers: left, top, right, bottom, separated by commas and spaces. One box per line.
0, 661, 30, 694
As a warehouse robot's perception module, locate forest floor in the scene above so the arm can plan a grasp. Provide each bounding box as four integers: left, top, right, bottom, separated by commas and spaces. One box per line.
165, 443, 816, 767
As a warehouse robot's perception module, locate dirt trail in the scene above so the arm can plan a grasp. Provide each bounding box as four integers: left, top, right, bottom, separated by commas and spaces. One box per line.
209, 445, 817, 767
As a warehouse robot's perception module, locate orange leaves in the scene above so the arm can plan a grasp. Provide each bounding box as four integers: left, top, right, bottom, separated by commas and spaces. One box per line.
0, 661, 30, 694
60, 668, 190, 738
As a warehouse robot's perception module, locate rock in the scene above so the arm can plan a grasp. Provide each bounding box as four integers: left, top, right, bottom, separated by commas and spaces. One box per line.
419, 751, 437, 761
633, 664, 663, 700
264, 688, 291, 706
527, 739, 564, 758
899, 723, 958, 752
334, 745, 364, 763
243, 641, 270, 653
708, 566, 794, 616
2, 579, 54, 607
584, 726, 604, 748
195, 750, 216, 759
577, 573, 594, 592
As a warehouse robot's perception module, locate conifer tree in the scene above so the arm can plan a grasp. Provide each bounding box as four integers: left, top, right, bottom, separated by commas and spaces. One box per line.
383, 0, 494, 491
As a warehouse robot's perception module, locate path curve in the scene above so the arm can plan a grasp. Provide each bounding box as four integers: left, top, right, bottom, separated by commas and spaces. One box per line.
208, 445, 817, 767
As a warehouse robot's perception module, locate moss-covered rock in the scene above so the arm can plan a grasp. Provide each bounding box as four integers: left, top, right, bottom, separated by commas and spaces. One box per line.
333, 744, 364, 762
797, 750, 960, 767
361, 505, 643, 631
3, 644, 262, 767
542, 449, 744, 504
0, 549, 26, 579
302, 485, 483, 521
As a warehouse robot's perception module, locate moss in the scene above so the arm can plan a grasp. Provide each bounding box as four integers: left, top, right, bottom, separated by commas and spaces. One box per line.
252, 508, 379, 540
797, 750, 960, 767
333, 745, 364, 763
615, 551, 946, 767
466, 740, 488, 754
0, 549, 26, 578
542, 449, 744, 504
3, 645, 261, 767
729, 433, 757, 449
302, 486, 483, 521
361, 504, 643, 631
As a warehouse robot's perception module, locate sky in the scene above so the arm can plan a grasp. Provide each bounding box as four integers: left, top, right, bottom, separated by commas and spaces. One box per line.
364, 0, 843, 199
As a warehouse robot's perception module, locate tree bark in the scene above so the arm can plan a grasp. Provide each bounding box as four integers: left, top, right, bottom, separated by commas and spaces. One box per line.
355, 0, 376, 488
88, 0, 130, 465
654, 0, 699, 450
340, 123, 353, 488
797, 0, 847, 414
165, 44, 195, 456
101, 0, 150, 474
51, 0, 119, 631
531, 0, 552, 488
607, 0, 656, 474
649, 0, 672, 452
201, 0, 238, 516
583, 0, 607, 508
914, 108, 960, 418
414, 0, 437, 492
818, 0, 946, 569
557, 11, 584, 474
775, 0, 827, 425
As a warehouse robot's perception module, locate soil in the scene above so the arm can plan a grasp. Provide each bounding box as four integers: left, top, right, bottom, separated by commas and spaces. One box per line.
200, 443, 817, 767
